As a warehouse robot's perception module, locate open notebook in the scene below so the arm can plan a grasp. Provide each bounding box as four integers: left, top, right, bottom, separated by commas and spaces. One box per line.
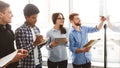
37, 39, 48, 46
83, 38, 100, 47
0, 50, 18, 67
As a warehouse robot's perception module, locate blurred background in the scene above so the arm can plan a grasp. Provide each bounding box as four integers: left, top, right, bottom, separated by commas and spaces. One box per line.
2, 0, 120, 68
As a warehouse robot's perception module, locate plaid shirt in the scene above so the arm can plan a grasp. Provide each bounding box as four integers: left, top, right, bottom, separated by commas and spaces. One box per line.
15, 22, 42, 68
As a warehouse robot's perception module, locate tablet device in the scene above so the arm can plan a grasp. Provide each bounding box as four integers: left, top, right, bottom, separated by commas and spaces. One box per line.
54, 38, 67, 45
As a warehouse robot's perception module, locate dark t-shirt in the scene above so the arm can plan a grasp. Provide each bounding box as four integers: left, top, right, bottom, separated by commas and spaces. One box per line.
0, 24, 18, 68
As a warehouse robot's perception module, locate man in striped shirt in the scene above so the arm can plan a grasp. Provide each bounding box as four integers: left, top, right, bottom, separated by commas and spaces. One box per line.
15, 4, 43, 68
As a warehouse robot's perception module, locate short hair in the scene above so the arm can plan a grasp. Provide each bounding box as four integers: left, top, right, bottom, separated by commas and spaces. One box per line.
0, 1, 9, 13
69, 13, 79, 21
23, 4, 39, 17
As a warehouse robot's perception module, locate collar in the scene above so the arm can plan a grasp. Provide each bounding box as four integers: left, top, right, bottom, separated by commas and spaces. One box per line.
24, 22, 36, 29
0, 24, 11, 31
51, 27, 59, 32
71, 26, 82, 32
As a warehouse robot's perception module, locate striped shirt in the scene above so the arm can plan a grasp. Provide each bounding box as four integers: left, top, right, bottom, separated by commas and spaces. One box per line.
15, 22, 42, 68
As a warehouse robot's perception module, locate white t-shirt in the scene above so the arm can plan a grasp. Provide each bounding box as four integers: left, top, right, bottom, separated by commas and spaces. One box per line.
31, 28, 39, 65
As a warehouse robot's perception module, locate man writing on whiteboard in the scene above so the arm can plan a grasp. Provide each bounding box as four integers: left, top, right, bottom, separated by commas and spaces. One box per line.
69, 13, 106, 68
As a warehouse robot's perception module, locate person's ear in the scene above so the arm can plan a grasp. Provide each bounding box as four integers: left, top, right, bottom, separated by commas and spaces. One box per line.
0, 12, 3, 19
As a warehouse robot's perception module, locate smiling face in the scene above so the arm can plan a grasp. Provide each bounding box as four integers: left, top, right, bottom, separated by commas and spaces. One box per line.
55, 14, 65, 26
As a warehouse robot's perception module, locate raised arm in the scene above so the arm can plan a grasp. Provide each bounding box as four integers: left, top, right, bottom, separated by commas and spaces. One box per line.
97, 16, 106, 30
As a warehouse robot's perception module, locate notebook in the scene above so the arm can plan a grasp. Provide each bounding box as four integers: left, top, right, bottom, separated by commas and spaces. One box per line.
83, 38, 100, 47
0, 50, 18, 67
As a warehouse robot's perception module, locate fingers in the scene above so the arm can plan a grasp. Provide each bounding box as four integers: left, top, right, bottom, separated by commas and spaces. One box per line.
34, 35, 44, 46
50, 40, 59, 48
36, 35, 43, 42
53, 40, 59, 46
17, 49, 28, 58
62, 38, 68, 43
84, 46, 92, 52
100, 16, 106, 22
18, 49, 28, 54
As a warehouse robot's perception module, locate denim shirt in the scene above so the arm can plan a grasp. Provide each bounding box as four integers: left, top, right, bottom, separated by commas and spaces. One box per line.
69, 26, 98, 65
46, 28, 68, 62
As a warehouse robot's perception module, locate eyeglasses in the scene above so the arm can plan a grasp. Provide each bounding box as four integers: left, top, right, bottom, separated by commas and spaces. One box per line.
57, 18, 65, 20
74, 18, 80, 20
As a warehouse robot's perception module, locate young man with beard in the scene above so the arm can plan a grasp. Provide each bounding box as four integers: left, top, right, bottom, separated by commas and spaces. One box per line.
69, 13, 106, 68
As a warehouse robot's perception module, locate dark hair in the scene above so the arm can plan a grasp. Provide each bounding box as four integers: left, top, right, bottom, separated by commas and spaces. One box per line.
23, 4, 39, 17
0, 1, 9, 13
69, 13, 79, 21
52, 12, 66, 34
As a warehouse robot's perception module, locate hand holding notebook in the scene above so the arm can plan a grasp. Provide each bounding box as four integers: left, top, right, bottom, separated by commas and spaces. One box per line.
34, 35, 47, 46
37, 38, 48, 46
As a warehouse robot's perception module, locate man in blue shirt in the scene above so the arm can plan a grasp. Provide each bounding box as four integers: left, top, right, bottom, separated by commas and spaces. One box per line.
69, 13, 106, 68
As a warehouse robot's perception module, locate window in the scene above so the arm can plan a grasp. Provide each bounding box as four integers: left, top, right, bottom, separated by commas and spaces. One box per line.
2, 0, 120, 67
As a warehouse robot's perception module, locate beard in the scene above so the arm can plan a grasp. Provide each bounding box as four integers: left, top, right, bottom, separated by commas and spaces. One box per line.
74, 20, 81, 26
75, 23, 81, 26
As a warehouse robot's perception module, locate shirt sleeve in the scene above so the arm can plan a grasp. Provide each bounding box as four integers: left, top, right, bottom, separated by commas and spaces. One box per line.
86, 26, 98, 33
45, 32, 53, 50
15, 28, 35, 53
69, 33, 77, 53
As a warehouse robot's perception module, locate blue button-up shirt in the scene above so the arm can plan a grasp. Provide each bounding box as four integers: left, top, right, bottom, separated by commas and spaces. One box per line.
69, 26, 98, 65
46, 28, 68, 62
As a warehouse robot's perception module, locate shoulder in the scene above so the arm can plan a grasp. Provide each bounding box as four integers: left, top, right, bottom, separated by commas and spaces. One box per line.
33, 26, 40, 32
34, 26, 40, 30
47, 28, 53, 35
15, 24, 28, 33
81, 26, 88, 29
